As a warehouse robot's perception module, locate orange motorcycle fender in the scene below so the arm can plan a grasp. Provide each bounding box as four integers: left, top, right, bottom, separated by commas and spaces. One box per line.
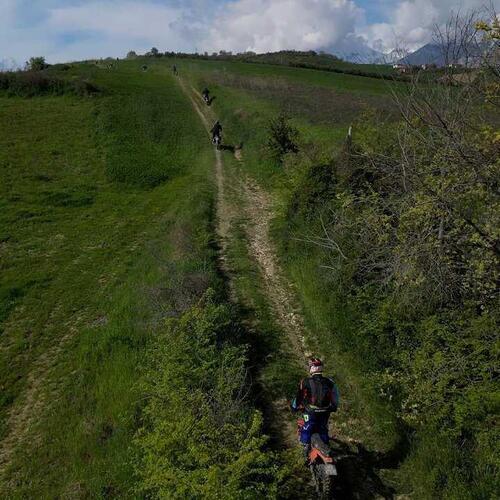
309, 448, 334, 464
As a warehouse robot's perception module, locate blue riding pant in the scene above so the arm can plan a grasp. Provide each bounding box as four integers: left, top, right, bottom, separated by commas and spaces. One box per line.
299, 411, 330, 444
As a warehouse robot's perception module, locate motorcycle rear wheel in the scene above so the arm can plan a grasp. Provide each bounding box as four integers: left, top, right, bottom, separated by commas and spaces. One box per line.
312, 464, 335, 499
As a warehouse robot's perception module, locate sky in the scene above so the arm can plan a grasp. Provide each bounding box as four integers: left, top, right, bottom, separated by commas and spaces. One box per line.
0, 0, 495, 66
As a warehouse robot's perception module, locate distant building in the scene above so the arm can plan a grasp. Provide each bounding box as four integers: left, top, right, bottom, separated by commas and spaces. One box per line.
393, 64, 411, 73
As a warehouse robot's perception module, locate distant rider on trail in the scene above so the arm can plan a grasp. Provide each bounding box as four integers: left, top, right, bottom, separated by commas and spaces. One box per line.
291, 358, 339, 460
211, 120, 222, 146
202, 87, 210, 104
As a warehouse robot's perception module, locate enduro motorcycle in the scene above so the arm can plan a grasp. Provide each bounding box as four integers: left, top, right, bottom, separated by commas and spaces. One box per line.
309, 433, 338, 498
212, 134, 222, 150
298, 419, 338, 499
203, 94, 210, 105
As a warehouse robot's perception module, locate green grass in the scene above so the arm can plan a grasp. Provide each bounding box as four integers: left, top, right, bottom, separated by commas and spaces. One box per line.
178, 58, 398, 95
171, 57, 396, 188
0, 61, 218, 496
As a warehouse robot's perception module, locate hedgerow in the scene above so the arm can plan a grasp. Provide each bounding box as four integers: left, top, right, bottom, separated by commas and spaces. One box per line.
0, 71, 98, 97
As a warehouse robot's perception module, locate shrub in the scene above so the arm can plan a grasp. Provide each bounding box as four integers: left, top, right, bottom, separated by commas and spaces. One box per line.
267, 112, 299, 164
287, 162, 336, 221
0, 71, 99, 97
284, 100, 499, 497
134, 293, 280, 498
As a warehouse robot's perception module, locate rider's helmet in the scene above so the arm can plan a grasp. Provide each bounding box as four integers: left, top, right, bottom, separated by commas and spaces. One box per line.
309, 357, 323, 375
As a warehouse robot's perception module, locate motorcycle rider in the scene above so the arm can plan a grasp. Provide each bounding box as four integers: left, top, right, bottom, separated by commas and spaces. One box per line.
291, 358, 339, 460
211, 120, 222, 144
202, 87, 210, 103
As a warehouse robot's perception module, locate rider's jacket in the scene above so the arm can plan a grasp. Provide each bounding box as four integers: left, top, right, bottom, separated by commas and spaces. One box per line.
211, 123, 222, 136
291, 375, 339, 414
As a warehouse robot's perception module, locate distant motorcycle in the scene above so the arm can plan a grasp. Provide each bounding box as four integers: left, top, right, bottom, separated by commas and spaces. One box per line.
203, 94, 210, 105
298, 419, 338, 499
212, 134, 222, 150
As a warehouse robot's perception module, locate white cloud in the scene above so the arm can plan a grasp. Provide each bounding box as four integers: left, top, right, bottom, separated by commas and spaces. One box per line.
49, 2, 182, 43
0, 1, 202, 64
46, 1, 198, 61
205, 0, 363, 53
361, 0, 488, 52
0, 0, 493, 65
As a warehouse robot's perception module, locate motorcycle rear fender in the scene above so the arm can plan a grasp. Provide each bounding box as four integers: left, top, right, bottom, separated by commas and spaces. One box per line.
309, 448, 334, 464
323, 463, 337, 476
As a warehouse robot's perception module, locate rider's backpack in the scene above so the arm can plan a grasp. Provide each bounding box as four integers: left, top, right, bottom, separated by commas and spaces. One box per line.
304, 376, 335, 412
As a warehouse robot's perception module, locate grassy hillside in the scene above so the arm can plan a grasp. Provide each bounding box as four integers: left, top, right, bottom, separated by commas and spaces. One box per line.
161, 49, 398, 80
176, 56, 499, 498
0, 61, 283, 497
0, 61, 202, 495
1, 53, 497, 499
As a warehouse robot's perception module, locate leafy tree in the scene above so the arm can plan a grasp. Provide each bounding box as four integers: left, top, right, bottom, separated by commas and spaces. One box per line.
25, 56, 48, 71
126, 50, 137, 59
148, 47, 159, 57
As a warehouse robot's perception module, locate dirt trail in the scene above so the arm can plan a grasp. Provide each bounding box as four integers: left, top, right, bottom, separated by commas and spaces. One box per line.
179, 78, 399, 499
242, 179, 310, 361
179, 78, 308, 361
179, 78, 309, 364
178, 78, 311, 446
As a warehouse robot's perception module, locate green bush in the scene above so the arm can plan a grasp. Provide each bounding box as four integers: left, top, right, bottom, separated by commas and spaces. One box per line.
0, 71, 99, 97
266, 113, 299, 164
26, 56, 49, 71
287, 162, 336, 220
282, 112, 499, 497
134, 293, 281, 499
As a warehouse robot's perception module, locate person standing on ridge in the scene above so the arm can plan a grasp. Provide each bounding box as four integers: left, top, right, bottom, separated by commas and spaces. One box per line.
291, 358, 339, 459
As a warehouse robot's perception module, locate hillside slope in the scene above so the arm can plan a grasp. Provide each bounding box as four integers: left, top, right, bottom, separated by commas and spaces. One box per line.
0, 61, 280, 497
1, 55, 497, 499
179, 54, 499, 499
